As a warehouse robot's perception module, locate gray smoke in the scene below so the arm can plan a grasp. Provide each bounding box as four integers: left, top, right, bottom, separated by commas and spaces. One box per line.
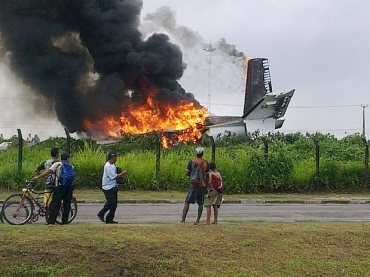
140, 6, 246, 115
141, 7, 244, 60
0, 0, 199, 134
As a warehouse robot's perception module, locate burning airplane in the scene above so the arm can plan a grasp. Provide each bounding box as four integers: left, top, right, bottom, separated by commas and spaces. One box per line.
206, 58, 295, 139
0, 2, 293, 147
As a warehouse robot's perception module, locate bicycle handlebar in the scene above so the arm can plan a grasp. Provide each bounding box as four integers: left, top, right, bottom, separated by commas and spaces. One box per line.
22, 180, 43, 194
24, 180, 36, 190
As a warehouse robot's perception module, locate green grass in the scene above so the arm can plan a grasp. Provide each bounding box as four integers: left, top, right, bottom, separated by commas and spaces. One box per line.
1, 222, 370, 276
1, 189, 370, 203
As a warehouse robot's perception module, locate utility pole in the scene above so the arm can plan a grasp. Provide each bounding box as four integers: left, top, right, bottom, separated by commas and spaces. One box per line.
362, 105, 368, 137
203, 44, 216, 113
363, 137, 369, 188
362, 105, 369, 188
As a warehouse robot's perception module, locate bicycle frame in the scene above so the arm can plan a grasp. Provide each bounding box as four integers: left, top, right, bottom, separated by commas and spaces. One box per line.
8, 182, 52, 224
20, 187, 52, 217
2, 180, 78, 225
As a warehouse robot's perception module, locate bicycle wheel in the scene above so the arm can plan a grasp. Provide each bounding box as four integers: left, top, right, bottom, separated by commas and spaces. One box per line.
2, 194, 34, 225
55, 197, 78, 224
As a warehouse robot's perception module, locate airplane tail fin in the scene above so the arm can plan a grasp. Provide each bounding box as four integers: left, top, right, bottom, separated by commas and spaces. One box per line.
242, 58, 272, 118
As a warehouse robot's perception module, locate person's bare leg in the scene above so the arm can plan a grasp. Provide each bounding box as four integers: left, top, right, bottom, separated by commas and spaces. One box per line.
203, 206, 211, 225
194, 204, 203, 225
179, 202, 189, 223
212, 205, 219, 224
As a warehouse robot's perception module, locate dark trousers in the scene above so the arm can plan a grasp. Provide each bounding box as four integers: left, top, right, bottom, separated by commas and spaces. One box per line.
98, 187, 118, 222
48, 185, 73, 224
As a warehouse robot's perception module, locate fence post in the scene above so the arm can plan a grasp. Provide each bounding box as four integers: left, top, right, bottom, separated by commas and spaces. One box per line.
210, 136, 216, 162
313, 138, 320, 191
155, 132, 161, 177
17, 129, 23, 174
262, 137, 268, 158
362, 137, 369, 188
64, 128, 71, 154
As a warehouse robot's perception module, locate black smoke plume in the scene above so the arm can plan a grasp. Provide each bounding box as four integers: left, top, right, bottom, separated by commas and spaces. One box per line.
0, 0, 198, 134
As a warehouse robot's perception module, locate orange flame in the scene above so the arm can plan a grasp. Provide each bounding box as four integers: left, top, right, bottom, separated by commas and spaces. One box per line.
83, 87, 209, 148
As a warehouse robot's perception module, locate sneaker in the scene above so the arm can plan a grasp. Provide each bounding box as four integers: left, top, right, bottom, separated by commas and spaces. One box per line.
97, 214, 105, 222
106, 220, 118, 224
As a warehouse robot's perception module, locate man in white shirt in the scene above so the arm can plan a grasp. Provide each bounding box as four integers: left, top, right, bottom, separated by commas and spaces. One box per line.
97, 151, 128, 224
26, 133, 33, 142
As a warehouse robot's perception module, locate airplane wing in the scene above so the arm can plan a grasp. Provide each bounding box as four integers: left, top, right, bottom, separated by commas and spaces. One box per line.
244, 89, 295, 120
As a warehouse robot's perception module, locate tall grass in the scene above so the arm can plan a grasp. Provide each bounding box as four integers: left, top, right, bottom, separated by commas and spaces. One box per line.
290, 158, 316, 191
0, 133, 369, 193
73, 140, 105, 188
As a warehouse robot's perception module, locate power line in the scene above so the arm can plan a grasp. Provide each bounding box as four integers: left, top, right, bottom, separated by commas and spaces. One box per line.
199, 102, 243, 107
200, 102, 368, 109
289, 104, 366, 109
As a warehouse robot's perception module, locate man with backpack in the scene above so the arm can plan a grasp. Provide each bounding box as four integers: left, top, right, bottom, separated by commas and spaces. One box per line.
34, 147, 59, 206
32, 152, 75, 225
179, 147, 210, 225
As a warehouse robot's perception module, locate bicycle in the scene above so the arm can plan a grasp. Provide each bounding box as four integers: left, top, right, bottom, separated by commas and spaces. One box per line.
1, 180, 77, 225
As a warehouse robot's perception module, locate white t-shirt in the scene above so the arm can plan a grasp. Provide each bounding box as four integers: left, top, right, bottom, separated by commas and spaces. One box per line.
42, 158, 58, 186
102, 161, 118, 190
49, 162, 63, 185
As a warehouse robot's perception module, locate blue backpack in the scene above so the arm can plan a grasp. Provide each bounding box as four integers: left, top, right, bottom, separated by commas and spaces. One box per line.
59, 161, 75, 186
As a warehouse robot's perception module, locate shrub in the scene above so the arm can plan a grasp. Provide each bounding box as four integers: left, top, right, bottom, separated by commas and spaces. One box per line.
290, 158, 316, 191
245, 151, 293, 192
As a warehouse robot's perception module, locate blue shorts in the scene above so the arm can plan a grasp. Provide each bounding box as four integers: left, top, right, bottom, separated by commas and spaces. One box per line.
185, 186, 205, 205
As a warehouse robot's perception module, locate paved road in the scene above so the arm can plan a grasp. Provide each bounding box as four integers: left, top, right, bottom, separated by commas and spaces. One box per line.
72, 203, 370, 224
3, 203, 369, 225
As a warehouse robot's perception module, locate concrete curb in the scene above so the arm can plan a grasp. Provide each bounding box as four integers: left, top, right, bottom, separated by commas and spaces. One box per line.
2, 199, 370, 205
73, 199, 370, 204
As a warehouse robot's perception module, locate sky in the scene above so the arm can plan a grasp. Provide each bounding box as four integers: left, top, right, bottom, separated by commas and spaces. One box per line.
1, 0, 370, 140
